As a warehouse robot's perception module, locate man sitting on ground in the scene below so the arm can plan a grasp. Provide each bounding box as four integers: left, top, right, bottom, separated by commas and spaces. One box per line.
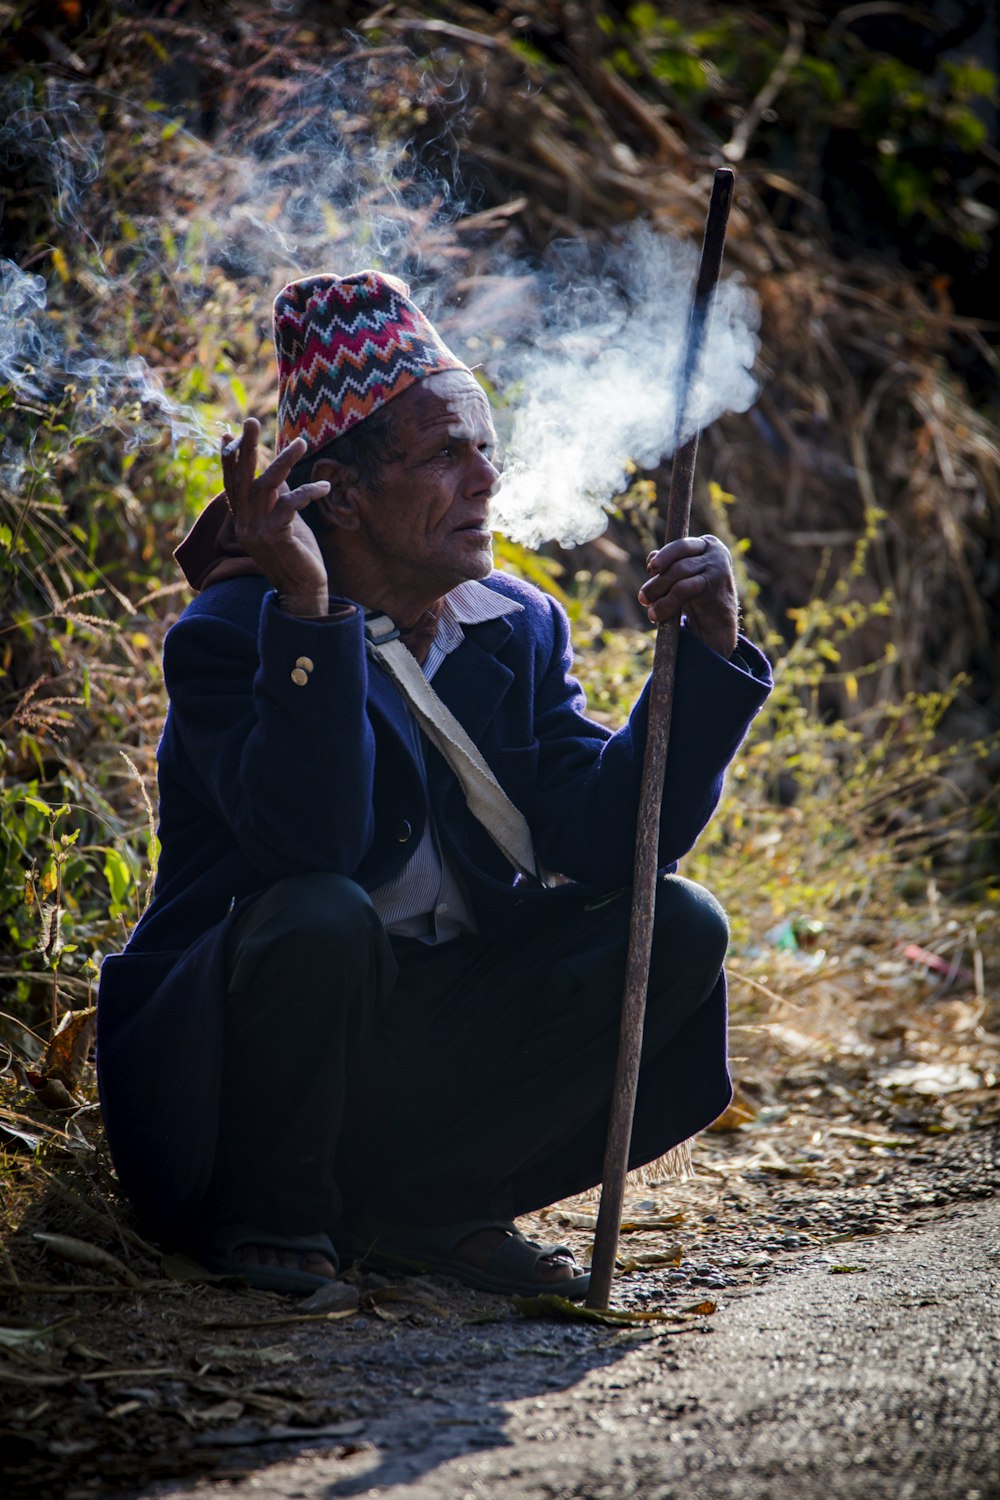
96, 270, 771, 1297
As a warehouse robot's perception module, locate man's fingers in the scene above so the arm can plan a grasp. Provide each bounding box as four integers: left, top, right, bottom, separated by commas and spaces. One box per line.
639, 535, 738, 653
638, 556, 709, 605
236, 419, 260, 482
645, 573, 710, 622
286, 480, 331, 507
646, 536, 711, 574
259, 435, 308, 489
222, 424, 312, 524
222, 420, 261, 508
221, 418, 260, 463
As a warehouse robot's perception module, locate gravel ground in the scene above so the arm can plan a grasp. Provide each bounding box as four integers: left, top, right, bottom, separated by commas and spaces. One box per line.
137, 1160, 1000, 1500
3, 1123, 997, 1499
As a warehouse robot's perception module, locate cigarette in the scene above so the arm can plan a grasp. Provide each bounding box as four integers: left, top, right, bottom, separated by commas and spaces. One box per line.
223, 439, 240, 459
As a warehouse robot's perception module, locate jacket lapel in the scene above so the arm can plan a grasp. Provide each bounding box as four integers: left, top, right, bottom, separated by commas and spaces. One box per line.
364, 614, 515, 749
365, 652, 416, 752
431, 614, 516, 743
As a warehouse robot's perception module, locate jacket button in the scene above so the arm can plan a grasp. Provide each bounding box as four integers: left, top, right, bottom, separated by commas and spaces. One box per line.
295, 656, 314, 673
290, 667, 309, 686
396, 819, 413, 843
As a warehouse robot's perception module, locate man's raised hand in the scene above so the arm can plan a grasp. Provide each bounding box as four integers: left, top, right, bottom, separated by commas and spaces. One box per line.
638, 534, 739, 659
221, 419, 331, 618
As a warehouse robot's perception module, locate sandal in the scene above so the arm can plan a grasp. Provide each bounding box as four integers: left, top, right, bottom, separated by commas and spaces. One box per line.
353, 1218, 590, 1300
202, 1223, 340, 1295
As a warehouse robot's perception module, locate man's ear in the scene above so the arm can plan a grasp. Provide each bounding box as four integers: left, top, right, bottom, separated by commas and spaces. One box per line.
310, 457, 364, 531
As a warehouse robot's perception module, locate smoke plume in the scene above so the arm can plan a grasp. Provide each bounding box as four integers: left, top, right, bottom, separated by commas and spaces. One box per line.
482, 226, 759, 546
0, 56, 760, 546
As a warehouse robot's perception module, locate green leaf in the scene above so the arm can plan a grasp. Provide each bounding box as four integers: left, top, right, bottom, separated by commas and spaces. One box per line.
796, 56, 843, 104
21, 796, 54, 817
944, 106, 987, 152
230, 375, 248, 414
102, 848, 133, 907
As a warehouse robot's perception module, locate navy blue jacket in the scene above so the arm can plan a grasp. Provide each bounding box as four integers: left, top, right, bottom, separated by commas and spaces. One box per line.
97, 571, 771, 1215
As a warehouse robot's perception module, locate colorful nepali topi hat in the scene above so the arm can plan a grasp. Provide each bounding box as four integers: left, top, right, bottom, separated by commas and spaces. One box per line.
274, 270, 469, 455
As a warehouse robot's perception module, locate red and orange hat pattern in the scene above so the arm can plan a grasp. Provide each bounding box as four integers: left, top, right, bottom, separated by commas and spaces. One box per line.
274, 270, 469, 455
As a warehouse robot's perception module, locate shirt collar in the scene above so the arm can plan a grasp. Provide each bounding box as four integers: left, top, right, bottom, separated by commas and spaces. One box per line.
433, 577, 522, 663
443, 577, 523, 626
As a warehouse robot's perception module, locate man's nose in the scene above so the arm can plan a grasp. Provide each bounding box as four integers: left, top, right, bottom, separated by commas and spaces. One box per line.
470, 449, 501, 496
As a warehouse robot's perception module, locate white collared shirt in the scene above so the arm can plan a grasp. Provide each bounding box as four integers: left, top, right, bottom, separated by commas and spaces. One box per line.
368, 578, 523, 943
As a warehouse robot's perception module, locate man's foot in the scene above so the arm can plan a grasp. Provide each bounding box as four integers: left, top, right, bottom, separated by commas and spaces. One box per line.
451, 1226, 577, 1286
202, 1224, 340, 1295
352, 1219, 590, 1300
232, 1241, 338, 1280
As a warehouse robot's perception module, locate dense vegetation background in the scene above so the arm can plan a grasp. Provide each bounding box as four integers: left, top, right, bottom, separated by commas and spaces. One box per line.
0, 1, 998, 1487
0, 0, 998, 1361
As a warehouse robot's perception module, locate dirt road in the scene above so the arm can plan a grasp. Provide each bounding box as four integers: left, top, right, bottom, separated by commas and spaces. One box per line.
140, 1194, 999, 1500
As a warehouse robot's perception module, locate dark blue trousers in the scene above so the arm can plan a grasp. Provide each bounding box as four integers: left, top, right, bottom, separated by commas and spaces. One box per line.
195, 873, 729, 1251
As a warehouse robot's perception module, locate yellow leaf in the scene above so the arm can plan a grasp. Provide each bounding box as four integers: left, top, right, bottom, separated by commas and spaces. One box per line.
51, 246, 70, 283
708, 480, 736, 506
844, 672, 858, 703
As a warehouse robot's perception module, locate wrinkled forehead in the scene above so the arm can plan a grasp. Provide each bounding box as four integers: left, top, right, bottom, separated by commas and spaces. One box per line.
404, 369, 495, 442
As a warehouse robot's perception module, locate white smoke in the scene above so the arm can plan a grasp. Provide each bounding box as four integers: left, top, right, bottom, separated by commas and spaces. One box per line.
0, 259, 212, 453
0, 78, 103, 243
0, 61, 760, 536
485, 226, 760, 547
0, 263, 49, 400
0, 64, 467, 463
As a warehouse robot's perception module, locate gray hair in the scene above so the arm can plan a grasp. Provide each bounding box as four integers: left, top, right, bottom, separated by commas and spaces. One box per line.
290, 402, 403, 528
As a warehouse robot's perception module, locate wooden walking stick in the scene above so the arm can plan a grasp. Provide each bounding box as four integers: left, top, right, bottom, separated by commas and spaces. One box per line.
587, 167, 736, 1310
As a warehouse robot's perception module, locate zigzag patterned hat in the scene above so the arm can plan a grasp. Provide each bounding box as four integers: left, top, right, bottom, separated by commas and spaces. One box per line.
274, 270, 469, 454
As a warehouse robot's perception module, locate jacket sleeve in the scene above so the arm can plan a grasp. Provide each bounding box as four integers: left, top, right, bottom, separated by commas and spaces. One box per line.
161, 590, 380, 880
527, 594, 772, 886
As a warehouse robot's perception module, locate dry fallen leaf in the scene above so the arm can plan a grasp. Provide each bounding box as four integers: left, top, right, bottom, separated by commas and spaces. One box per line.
199, 1343, 298, 1368
301, 1279, 360, 1314
0, 1363, 71, 1388
203, 1309, 357, 1332
191, 1399, 245, 1427
616, 1245, 684, 1272
514, 1295, 717, 1327
34, 1233, 141, 1286
546, 1208, 686, 1233
708, 1085, 757, 1131
0, 1321, 71, 1348
42, 1006, 96, 1090
878, 1061, 981, 1095
620, 1215, 687, 1233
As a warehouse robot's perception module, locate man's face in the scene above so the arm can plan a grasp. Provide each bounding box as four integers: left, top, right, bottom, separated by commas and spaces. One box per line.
352, 370, 501, 601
